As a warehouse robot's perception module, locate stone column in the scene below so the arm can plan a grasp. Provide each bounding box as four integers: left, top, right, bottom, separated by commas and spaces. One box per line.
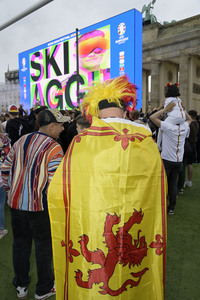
142, 69, 150, 112
179, 55, 190, 109
150, 61, 160, 108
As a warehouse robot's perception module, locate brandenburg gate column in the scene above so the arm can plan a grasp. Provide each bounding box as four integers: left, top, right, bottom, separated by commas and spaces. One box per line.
150, 61, 160, 108
142, 69, 150, 112
179, 55, 190, 109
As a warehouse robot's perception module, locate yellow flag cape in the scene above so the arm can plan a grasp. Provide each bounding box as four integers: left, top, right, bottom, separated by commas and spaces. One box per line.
48, 117, 167, 300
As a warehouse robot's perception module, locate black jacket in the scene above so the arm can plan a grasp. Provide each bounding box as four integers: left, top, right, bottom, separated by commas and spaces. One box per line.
6, 118, 30, 146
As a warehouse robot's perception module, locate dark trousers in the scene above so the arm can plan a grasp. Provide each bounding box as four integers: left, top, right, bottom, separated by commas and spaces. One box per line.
177, 154, 187, 189
10, 208, 54, 296
197, 141, 200, 163
163, 159, 182, 210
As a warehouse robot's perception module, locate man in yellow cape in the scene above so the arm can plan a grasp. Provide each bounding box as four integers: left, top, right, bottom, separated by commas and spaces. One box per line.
48, 75, 167, 300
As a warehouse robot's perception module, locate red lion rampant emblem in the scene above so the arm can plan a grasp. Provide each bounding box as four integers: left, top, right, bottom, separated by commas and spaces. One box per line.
75, 209, 148, 296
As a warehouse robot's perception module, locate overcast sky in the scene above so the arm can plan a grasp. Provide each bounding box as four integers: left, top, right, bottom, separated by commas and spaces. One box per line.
0, 0, 199, 82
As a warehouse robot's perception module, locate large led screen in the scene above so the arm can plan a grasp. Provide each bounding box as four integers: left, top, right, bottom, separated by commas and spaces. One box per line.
19, 9, 142, 110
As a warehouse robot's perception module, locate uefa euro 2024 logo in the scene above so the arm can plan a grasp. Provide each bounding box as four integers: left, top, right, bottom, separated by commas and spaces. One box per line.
22, 58, 26, 68
118, 23, 126, 36
21, 57, 27, 72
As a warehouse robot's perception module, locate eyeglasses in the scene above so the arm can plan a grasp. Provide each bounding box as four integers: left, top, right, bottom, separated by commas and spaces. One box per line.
79, 36, 109, 57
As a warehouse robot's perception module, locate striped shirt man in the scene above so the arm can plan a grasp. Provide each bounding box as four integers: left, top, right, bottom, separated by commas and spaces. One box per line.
2, 131, 63, 211
1, 108, 70, 299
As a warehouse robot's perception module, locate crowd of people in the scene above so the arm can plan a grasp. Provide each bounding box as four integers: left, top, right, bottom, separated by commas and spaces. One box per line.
0, 76, 199, 300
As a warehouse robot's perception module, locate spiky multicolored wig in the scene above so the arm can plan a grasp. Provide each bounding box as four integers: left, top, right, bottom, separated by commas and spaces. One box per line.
81, 75, 137, 122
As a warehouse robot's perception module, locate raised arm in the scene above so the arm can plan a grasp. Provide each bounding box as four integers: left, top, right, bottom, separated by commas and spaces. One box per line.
157, 97, 166, 110
149, 102, 175, 128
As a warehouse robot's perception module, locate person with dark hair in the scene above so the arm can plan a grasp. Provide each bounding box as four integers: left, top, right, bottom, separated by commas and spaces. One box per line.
130, 109, 140, 121
1, 113, 10, 134
75, 114, 91, 133
56, 110, 70, 152
6, 105, 30, 145
28, 106, 48, 132
62, 109, 82, 152
18, 104, 26, 119
68, 110, 76, 122
184, 110, 199, 187
130, 109, 150, 128
2, 108, 69, 300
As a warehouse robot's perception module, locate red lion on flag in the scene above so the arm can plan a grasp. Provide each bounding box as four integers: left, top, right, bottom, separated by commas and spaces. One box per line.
75, 209, 148, 296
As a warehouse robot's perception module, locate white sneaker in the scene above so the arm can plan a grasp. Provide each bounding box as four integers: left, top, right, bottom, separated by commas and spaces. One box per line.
178, 188, 184, 194
184, 180, 192, 187
168, 209, 175, 215
16, 286, 28, 299
35, 282, 56, 300
0, 229, 8, 239
184, 181, 188, 187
